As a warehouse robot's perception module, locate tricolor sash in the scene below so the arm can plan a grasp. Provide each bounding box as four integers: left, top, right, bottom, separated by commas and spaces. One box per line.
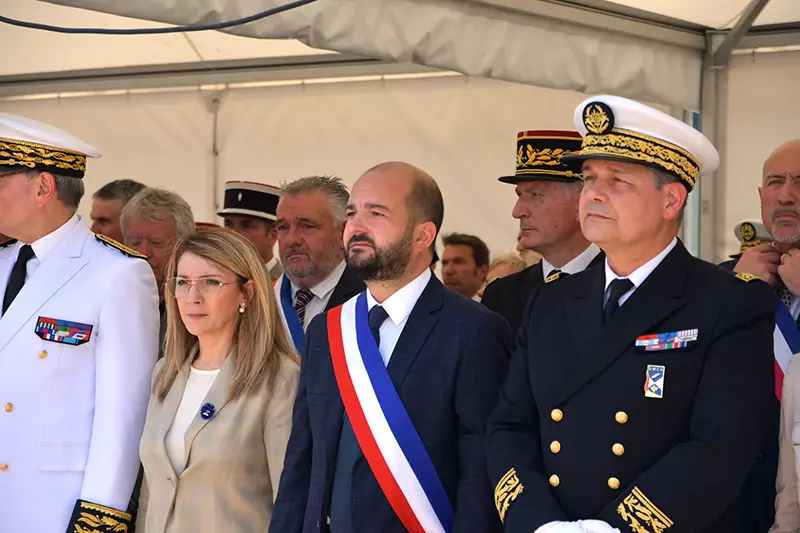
774, 296, 800, 400
327, 293, 454, 533
279, 274, 305, 352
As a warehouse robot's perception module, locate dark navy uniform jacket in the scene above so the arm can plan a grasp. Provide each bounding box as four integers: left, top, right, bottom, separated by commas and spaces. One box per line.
487, 241, 775, 533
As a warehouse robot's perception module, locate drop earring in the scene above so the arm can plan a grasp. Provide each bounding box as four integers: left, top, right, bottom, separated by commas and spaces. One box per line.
239, 303, 246, 314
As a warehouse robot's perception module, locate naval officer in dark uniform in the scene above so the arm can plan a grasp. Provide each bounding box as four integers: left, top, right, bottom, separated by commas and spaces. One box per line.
482, 130, 602, 335
487, 95, 776, 533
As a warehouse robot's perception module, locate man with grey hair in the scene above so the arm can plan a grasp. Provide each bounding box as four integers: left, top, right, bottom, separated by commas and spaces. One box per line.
121, 187, 194, 350
0, 113, 158, 533
90, 179, 146, 243
482, 130, 602, 335
274, 175, 365, 352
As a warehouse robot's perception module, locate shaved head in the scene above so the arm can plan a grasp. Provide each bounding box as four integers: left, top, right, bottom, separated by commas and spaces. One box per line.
763, 139, 800, 180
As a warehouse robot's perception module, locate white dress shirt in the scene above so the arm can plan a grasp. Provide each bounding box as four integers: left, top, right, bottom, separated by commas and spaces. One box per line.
603, 238, 677, 307
291, 261, 347, 328
541, 243, 601, 281
365, 268, 432, 366
10, 215, 81, 282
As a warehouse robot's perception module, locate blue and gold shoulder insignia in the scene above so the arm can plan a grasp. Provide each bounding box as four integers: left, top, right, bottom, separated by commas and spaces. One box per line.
95, 234, 147, 259
0, 238, 17, 249
735, 272, 759, 283
545, 271, 563, 284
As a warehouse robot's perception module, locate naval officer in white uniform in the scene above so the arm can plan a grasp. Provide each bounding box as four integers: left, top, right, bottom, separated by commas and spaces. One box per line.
0, 113, 159, 533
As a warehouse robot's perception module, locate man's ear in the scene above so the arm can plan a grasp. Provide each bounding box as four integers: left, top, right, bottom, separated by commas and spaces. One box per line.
416, 222, 437, 254
35, 172, 58, 208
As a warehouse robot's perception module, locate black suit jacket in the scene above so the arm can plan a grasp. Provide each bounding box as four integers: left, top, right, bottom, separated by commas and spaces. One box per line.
487, 241, 775, 533
719, 254, 779, 533
482, 252, 605, 335
270, 275, 514, 533
325, 266, 366, 311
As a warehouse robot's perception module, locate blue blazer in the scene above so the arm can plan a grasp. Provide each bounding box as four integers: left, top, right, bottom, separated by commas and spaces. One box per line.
270, 275, 513, 533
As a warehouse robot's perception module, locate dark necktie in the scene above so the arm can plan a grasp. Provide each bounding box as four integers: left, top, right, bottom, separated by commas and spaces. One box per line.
604, 278, 634, 322
368, 305, 389, 348
294, 288, 314, 326
3, 244, 35, 314
547, 269, 570, 280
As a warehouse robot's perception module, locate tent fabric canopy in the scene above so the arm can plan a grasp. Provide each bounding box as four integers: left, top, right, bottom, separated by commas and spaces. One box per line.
4, 0, 797, 109
1, 0, 750, 110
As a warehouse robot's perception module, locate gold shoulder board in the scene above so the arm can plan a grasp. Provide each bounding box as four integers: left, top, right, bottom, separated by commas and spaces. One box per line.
0, 238, 17, 249
735, 272, 759, 283
545, 271, 562, 284
95, 234, 147, 259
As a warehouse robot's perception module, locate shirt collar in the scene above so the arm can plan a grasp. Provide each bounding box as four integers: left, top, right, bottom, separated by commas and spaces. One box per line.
25, 215, 80, 263
604, 237, 677, 291
291, 261, 347, 300
541, 243, 601, 280
366, 268, 432, 327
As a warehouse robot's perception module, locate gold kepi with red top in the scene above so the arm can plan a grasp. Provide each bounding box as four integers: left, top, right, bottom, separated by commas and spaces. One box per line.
498, 130, 583, 184
563, 95, 720, 191
0, 112, 101, 179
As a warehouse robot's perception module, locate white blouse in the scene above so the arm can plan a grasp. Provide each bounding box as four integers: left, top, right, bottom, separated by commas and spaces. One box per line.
164, 366, 220, 474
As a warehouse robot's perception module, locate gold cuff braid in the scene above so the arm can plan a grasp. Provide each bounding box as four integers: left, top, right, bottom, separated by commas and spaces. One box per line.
617, 487, 673, 533
494, 468, 524, 522
68, 499, 131, 533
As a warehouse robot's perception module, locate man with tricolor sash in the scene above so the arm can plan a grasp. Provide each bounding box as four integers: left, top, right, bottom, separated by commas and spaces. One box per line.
487, 96, 775, 533
271, 161, 513, 533
721, 140, 800, 532
273, 176, 365, 353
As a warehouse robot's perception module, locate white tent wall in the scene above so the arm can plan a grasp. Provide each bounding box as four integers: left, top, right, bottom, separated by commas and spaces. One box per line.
0, 75, 593, 259
723, 49, 800, 260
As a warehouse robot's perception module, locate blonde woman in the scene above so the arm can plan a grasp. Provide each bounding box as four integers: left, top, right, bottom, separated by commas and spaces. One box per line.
136, 228, 299, 532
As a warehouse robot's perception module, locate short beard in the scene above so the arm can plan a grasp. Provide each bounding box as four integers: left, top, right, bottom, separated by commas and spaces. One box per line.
283, 242, 343, 286
346, 229, 413, 282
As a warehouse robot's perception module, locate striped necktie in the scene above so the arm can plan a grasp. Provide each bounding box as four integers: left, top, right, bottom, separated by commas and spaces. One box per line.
777, 283, 793, 311
294, 289, 314, 326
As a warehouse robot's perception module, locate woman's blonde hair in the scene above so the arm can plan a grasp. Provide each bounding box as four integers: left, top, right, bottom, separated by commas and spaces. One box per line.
154, 228, 298, 402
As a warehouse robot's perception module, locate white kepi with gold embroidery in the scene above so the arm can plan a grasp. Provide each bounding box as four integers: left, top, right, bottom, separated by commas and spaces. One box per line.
0, 112, 102, 178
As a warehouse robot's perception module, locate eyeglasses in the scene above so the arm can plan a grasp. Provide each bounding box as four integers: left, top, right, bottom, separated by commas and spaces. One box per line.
169, 278, 239, 299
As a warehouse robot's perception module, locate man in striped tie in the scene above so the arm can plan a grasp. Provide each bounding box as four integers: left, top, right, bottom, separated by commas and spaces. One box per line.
273, 176, 365, 353
721, 139, 800, 532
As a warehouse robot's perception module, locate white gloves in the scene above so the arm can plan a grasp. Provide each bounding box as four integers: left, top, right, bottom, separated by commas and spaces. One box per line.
534, 520, 621, 533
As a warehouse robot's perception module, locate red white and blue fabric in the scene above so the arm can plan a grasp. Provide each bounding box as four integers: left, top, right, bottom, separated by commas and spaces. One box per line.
327, 292, 454, 533
279, 274, 306, 353
774, 296, 800, 400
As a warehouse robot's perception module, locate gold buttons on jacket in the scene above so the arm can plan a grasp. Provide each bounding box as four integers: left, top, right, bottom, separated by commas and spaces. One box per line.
615, 411, 628, 424
549, 474, 560, 487
0, 464, 8, 471
608, 477, 620, 490
550, 441, 561, 454
4, 403, 12, 413
551, 409, 563, 422
38, 350, 48, 359
612, 443, 625, 456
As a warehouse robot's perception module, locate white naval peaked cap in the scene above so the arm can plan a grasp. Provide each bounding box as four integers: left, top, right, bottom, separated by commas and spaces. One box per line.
0, 112, 101, 179
734, 219, 772, 250
565, 95, 720, 191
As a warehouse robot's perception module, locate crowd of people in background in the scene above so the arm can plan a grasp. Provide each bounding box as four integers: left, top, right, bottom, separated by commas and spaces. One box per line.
2, 93, 800, 533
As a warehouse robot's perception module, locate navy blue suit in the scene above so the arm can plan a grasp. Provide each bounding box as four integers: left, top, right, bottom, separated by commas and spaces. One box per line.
270, 275, 513, 533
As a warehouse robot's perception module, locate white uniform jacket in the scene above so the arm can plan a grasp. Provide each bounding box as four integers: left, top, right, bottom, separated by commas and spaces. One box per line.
0, 219, 159, 533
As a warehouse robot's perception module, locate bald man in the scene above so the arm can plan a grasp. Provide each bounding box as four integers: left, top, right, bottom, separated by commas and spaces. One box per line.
719, 139, 800, 533
271, 161, 512, 533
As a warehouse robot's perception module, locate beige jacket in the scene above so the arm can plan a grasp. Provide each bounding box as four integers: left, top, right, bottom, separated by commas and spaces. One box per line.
772, 353, 800, 532
136, 355, 299, 533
